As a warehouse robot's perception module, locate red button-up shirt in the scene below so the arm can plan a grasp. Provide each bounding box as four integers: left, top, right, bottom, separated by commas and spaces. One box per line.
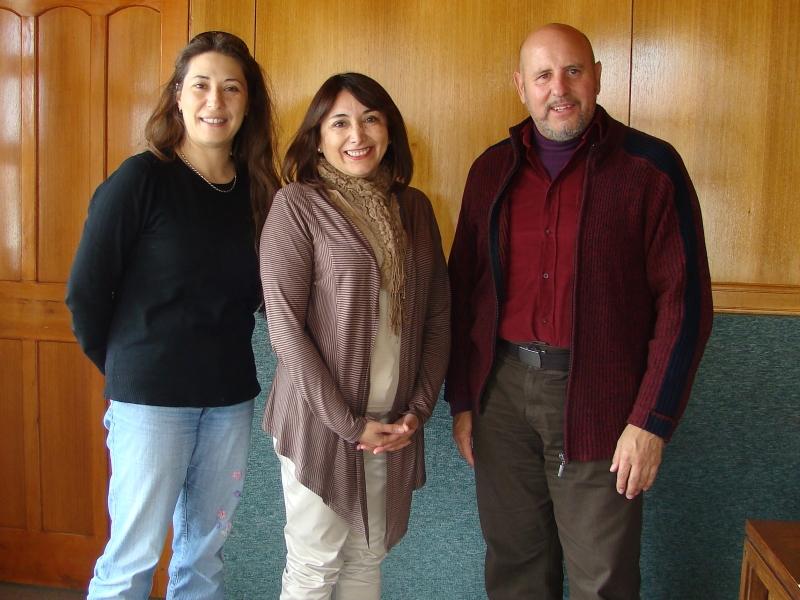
498, 121, 596, 348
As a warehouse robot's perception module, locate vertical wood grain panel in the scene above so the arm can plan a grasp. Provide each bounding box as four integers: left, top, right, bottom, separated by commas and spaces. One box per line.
88, 14, 106, 214
39, 341, 97, 535
758, 1, 800, 286
160, 0, 190, 83
0, 338, 26, 529
631, 0, 800, 287
0, 9, 22, 281
256, 0, 630, 253
21, 338, 42, 532
107, 6, 160, 172
37, 7, 92, 283
190, 0, 254, 47
20, 15, 37, 282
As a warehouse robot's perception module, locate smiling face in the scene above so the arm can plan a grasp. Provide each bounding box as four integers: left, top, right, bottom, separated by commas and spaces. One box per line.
176, 51, 248, 153
318, 90, 390, 179
513, 25, 602, 141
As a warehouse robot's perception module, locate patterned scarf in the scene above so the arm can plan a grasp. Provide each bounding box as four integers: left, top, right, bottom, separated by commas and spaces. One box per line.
317, 158, 406, 334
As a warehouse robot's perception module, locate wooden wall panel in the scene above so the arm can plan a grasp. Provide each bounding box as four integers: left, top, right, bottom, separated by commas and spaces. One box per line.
255, 0, 631, 253
0, 9, 22, 281
757, 0, 800, 301
37, 7, 93, 283
107, 6, 161, 172
0, 0, 188, 590
631, 0, 800, 313
190, 0, 254, 47
0, 339, 26, 529
38, 341, 99, 535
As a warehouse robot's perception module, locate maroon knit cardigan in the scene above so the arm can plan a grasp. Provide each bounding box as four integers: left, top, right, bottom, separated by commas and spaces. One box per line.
446, 107, 713, 462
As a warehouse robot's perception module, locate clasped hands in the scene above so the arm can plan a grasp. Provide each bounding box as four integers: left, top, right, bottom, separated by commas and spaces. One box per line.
357, 413, 419, 454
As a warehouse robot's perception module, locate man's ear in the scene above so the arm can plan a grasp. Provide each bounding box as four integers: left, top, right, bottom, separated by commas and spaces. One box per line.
513, 71, 526, 104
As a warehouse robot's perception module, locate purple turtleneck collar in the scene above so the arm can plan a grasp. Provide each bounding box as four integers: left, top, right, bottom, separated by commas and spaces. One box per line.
528, 124, 583, 180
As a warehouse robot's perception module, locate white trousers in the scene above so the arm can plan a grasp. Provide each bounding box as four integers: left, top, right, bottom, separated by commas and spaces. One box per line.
279, 288, 397, 599
278, 450, 387, 600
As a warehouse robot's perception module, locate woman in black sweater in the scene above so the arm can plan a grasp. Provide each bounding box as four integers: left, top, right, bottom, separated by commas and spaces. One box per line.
66, 31, 279, 600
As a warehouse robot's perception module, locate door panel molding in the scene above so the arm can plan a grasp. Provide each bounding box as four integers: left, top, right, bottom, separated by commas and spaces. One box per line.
0, 1, 188, 591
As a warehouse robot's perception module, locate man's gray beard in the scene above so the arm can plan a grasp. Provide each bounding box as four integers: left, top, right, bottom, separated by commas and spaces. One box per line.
535, 114, 588, 142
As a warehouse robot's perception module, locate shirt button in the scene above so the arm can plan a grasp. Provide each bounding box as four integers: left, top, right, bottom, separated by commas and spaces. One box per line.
543, 272, 549, 279
542, 319, 549, 324
545, 228, 551, 235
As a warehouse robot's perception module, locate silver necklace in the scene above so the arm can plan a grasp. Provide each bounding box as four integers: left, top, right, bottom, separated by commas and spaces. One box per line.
177, 150, 237, 193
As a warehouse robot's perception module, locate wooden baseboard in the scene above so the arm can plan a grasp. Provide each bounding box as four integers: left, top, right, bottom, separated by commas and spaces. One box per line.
713, 283, 800, 315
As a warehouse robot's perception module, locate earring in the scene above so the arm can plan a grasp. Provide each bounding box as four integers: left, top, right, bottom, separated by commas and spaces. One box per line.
178, 107, 182, 114
317, 148, 322, 153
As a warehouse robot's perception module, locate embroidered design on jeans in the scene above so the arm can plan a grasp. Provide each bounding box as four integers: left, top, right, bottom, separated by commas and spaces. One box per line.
216, 521, 233, 536
216, 507, 233, 536
216, 471, 244, 536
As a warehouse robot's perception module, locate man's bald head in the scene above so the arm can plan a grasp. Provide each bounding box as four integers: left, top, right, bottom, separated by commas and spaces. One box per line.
519, 24, 596, 72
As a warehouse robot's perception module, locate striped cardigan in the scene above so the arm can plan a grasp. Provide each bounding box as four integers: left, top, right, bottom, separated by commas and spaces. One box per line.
260, 182, 450, 549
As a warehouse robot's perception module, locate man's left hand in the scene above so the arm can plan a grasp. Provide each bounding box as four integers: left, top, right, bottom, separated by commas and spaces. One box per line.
610, 424, 664, 500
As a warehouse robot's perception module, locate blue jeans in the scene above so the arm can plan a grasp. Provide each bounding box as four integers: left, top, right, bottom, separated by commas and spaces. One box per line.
87, 400, 254, 600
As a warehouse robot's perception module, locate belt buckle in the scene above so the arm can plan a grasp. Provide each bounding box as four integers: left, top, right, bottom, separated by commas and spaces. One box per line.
519, 345, 542, 368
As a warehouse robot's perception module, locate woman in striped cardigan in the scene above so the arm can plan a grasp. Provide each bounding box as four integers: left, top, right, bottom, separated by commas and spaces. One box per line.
260, 72, 450, 600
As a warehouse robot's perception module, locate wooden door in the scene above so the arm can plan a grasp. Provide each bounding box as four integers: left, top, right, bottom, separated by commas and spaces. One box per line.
0, 0, 187, 591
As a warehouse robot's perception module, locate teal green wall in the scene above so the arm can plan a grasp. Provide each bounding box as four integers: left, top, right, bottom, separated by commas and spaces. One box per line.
639, 314, 800, 599
225, 314, 800, 599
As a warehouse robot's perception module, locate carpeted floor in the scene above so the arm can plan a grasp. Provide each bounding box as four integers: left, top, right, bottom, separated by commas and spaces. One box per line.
222, 313, 800, 600
9, 314, 796, 599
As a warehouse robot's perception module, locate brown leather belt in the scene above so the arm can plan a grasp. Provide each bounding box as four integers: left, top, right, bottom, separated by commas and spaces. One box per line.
499, 340, 570, 371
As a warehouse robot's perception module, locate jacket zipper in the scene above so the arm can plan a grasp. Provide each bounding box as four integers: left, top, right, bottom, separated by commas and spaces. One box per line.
560, 141, 599, 477
475, 135, 524, 404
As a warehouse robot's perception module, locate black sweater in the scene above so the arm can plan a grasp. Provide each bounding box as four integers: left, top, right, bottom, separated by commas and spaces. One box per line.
66, 151, 261, 407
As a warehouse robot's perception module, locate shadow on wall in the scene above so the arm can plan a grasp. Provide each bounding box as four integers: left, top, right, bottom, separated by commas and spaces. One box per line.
225, 314, 800, 600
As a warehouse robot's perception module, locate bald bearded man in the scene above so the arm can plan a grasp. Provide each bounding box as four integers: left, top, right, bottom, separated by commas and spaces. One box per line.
446, 23, 713, 599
